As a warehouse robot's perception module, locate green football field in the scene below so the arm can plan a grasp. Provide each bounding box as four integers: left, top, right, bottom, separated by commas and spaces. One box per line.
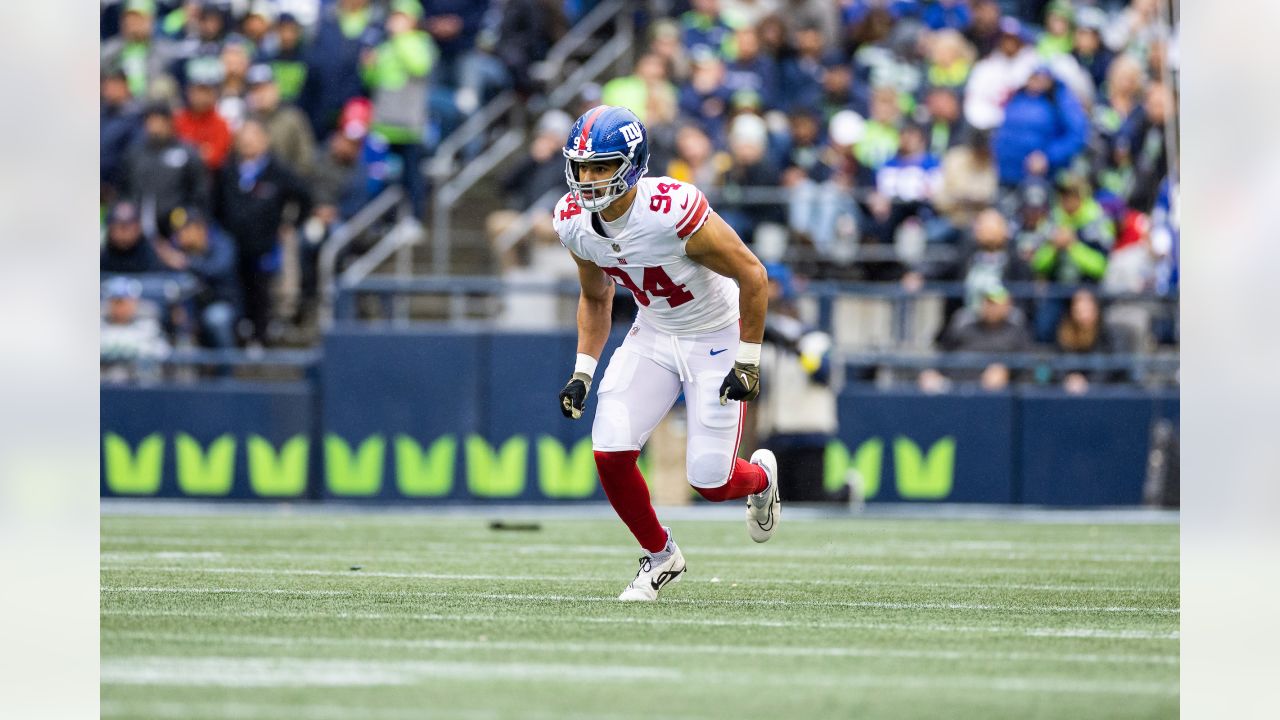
101, 509, 1179, 719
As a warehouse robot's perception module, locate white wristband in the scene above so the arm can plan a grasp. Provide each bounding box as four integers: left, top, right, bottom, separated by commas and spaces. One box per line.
736, 341, 761, 366
574, 353, 598, 378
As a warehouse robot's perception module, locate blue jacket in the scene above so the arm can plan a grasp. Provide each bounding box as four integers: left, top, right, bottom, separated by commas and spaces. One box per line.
300, 6, 384, 136
992, 79, 1088, 184
101, 102, 143, 187
422, 0, 488, 61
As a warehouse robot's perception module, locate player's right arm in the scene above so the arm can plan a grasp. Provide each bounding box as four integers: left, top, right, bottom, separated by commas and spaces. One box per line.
559, 252, 614, 419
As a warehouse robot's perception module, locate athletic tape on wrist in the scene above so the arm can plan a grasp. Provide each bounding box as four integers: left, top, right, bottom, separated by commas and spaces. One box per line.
736, 341, 762, 366
574, 353, 598, 379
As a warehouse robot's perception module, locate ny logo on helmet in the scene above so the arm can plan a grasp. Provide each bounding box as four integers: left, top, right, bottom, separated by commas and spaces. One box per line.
619, 122, 643, 157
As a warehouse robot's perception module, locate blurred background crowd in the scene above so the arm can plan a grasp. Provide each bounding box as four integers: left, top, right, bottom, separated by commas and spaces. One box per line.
100, 0, 1179, 394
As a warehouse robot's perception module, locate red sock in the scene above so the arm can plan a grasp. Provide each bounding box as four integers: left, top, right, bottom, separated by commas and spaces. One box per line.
692, 458, 768, 502
594, 450, 668, 554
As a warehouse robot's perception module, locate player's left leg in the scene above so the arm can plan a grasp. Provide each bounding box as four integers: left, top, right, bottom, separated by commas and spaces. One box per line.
678, 324, 781, 542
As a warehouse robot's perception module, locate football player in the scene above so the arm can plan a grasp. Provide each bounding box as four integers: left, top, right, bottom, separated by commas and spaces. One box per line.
554, 105, 780, 601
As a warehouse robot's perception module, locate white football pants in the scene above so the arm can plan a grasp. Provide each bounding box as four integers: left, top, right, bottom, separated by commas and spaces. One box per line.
592, 316, 744, 489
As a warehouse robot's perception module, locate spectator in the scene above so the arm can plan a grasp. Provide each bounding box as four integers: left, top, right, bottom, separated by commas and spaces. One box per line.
921, 284, 1031, 392
240, 1, 278, 56
1091, 54, 1145, 195
489, 110, 572, 223
422, 0, 491, 82
301, 0, 384, 136
681, 0, 734, 57
188, 2, 232, 57
780, 0, 840, 48
666, 124, 729, 189
175, 57, 235, 172
101, 66, 144, 197
1036, 1, 1074, 58
1055, 288, 1131, 393
601, 54, 679, 126
874, 123, 942, 216
155, 207, 240, 349
717, 113, 783, 242
1011, 176, 1053, 260
265, 13, 309, 104
1103, 0, 1168, 58
100, 277, 170, 383
964, 0, 1003, 58
963, 17, 1038, 131
920, 85, 967, 156
785, 110, 859, 257
214, 119, 312, 346
853, 86, 902, 180
101, 0, 182, 100
1031, 224, 1106, 285
780, 25, 827, 113
724, 25, 782, 111
216, 40, 254, 128
648, 20, 692, 84
917, 207, 1035, 325
361, 0, 438, 219
247, 64, 316, 177
495, 0, 568, 95
1115, 82, 1173, 213
102, 201, 162, 274
933, 129, 998, 231
925, 29, 975, 92
121, 102, 210, 236
1052, 171, 1116, 252
679, 47, 734, 146
991, 65, 1087, 187
1071, 7, 1115, 92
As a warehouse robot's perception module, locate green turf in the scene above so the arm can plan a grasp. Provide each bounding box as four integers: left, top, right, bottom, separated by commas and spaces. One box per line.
101, 512, 1178, 719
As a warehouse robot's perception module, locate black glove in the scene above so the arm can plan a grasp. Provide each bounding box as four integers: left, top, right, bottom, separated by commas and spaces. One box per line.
559, 372, 593, 419
719, 361, 761, 405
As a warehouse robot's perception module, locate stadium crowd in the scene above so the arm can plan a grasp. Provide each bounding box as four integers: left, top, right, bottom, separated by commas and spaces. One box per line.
101, 0, 1179, 392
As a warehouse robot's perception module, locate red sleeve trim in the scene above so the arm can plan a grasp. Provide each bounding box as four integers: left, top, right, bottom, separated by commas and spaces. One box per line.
676, 194, 710, 238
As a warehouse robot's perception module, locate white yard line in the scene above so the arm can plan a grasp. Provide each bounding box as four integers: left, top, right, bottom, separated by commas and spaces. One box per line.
104, 629, 1179, 666
101, 585, 1180, 615
99, 655, 1178, 696
101, 607, 1179, 640
100, 536, 1179, 563
99, 563, 1179, 594
99, 551, 1179, 580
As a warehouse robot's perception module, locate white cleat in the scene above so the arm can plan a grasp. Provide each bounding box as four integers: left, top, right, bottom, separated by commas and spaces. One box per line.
618, 541, 686, 602
746, 449, 780, 543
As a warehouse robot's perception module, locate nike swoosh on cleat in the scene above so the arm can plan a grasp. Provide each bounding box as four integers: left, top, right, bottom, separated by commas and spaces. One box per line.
650, 567, 684, 591
710, 348, 728, 356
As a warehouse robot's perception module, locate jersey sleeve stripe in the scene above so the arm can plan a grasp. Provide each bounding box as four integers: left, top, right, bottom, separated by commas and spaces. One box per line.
675, 190, 705, 228
676, 195, 710, 238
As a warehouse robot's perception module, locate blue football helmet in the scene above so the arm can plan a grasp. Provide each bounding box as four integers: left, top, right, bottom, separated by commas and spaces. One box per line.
562, 105, 650, 211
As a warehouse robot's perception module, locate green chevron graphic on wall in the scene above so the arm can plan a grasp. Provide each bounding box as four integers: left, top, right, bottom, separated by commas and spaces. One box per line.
103, 433, 164, 496
536, 436, 597, 499
395, 434, 456, 497
248, 435, 309, 497
465, 434, 528, 498
824, 436, 956, 500
324, 434, 386, 496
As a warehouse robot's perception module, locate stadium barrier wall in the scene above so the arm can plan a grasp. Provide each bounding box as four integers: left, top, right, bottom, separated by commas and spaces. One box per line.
100, 328, 1178, 505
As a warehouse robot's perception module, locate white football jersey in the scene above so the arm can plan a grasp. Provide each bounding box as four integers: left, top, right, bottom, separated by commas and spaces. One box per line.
554, 177, 740, 335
